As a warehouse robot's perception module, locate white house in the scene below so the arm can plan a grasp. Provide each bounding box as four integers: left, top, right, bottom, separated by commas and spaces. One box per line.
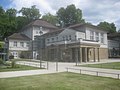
7, 19, 58, 59
8, 33, 31, 59
37, 23, 108, 62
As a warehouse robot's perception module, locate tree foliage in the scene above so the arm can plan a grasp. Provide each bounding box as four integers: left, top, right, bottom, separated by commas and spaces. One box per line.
42, 13, 58, 26
0, 5, 41, 40
19, 5, 41, 21
97, 21, 116, 33
57, 4, 85, 27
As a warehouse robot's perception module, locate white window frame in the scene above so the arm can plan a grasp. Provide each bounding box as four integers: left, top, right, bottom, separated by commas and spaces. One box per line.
20, 42, 24, 47
95, 32, 99, 41
90, 31, 94, 40
100, 33, 104, 43
26, 42, 29, 47
13, 41, 17, 47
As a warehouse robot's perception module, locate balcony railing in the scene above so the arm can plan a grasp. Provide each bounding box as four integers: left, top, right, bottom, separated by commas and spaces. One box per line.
46, 38, 100, 46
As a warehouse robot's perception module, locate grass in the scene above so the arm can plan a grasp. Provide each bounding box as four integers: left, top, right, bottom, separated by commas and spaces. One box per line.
80, 62, 120, 70
0, 64, 40, 72
0, 72, 120, 90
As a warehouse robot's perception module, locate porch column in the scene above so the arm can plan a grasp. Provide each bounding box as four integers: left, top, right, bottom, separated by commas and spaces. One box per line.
80, 47, 82, 63
93, 48, 96, 62
85, 47, 87, 62
76, 48, 78, 66
97, 48, 100, 62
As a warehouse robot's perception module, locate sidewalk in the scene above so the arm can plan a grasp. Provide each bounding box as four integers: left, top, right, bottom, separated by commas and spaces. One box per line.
0, 59, 120, 79
0, 69, 60, 78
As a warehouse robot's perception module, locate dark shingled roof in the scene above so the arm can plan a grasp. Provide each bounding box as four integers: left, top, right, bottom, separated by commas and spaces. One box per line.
23, 19, 58, 30
8, 33, 31, 40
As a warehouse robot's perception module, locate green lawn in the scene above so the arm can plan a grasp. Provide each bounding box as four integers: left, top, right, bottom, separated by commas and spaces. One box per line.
0, 72, 120, 90
80, 62, 120, 70
0, 64, 40, 72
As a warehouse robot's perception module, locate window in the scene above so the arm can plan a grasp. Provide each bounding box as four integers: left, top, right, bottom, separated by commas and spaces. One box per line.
47, 39, 49, 42
95, 32, 99, 41
90, 31, 94, 40
52, 38, 54, 41
26, 42, 29, 47
36, 31, 39, 34
63, 36, 65, 41
13, 41, 17, 47
69, 35, 71, 40
101, 33, 104, 43
56, 37, 58, 41
66, 35, 68, 41
20, 42, 24, 47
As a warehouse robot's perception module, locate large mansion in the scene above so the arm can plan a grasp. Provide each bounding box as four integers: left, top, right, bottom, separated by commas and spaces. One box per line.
7, 19, 120, 62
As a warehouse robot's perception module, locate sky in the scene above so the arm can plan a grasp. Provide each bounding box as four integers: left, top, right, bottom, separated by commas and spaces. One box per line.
0, 0, 120, 30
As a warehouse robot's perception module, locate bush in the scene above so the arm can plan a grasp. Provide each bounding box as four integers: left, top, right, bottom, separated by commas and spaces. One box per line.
0, 58, 4, 65
9, 55, 14, 59
11, 60, 16, 68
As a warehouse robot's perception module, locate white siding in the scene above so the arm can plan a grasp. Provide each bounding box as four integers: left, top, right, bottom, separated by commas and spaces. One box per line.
85, 27, 108, 48
9, 40, 30, 51
21, 27, 33, 39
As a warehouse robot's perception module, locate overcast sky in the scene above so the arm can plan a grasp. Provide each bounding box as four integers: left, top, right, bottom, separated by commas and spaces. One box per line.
0, 0, 120, 30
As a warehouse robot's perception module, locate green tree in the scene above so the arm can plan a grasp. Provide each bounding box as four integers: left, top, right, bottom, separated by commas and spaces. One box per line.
57, 4, 85, 27
0, 7, 18, 40
97, 21, 116, 33
19, 5, 41, 21
42, 13, 58, 25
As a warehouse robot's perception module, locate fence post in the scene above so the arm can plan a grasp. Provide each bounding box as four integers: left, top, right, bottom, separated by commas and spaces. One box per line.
118, 74, 119, 79
97, 72, 99, 76
80, 69, 81, 74
67, 68, 68, 72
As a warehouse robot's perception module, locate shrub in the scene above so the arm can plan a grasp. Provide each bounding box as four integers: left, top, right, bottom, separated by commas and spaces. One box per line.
0, 58, 4, 65
11, 60, 16, 68
9, 55, 14, 59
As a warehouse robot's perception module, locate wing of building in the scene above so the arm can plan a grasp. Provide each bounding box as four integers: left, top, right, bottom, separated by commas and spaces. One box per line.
108, 33, 120, 58
34, 23, 108, 62
7, 19, 58, 59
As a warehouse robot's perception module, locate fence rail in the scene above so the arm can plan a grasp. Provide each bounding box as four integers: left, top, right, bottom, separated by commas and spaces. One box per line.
66, 68, 120, 79
16, 62, 45, 68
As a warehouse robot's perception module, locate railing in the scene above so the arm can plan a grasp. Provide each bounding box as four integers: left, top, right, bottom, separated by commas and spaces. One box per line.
16, 62, 45, 68
66, 68, 120, 79
46, 39, 100, 46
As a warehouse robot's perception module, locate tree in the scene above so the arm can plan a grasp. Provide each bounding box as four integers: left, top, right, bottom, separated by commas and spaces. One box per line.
42, 13, 58, 26
97, 21, 116, 33
0, 7, 18, 40
19, 5, 41, 21
57, 4, 85, 27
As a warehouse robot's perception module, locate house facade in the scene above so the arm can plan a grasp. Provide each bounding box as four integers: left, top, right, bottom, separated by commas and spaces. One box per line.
8, 33, 31, 59
35, 24, 108, 63
7, 19, 58, 59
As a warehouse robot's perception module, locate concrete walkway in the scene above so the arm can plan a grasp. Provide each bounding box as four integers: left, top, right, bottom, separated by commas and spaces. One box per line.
0, 59, 120, 79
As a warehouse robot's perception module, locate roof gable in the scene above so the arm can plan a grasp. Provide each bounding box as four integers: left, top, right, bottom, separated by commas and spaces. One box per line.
8, 33, 31, 40
23, 19, 58, 30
